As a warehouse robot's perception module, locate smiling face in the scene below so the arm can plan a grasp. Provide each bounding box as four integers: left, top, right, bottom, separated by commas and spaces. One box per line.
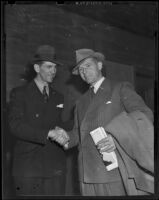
34, 61, 57, 84
78, 57, 103, 86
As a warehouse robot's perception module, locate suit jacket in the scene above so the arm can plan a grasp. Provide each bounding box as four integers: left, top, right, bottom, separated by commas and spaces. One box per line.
68, 78, 153, 183
9, 80, 66, 177
105, 111, 154, 194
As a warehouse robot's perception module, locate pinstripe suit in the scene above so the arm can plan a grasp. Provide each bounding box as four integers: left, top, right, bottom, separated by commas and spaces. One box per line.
67, 78, 153, 196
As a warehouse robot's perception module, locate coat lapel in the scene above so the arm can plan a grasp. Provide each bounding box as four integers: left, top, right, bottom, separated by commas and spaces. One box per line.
26, 80, 43, 103
77, 91, 92, 125
88, 78, 112, 113
79, 79, 113, 139
81, 79, 112, 120
48, 85, 56, 102
26, 81, 57, 112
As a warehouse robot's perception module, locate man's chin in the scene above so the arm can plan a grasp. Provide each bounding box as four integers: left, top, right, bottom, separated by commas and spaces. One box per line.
86, 79, 93, 84
48, 77, 54, 82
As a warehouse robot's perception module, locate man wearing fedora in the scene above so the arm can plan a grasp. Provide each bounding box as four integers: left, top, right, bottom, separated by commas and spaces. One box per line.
50, 49, 154, 196
9, 45, 67, 195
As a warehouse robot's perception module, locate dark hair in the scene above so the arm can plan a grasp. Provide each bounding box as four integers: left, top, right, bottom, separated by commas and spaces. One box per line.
20, 61, 44, 82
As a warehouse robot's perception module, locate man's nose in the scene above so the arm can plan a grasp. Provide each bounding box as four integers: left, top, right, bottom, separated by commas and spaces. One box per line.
82, 68, 87, 73
51, 68, 56, 73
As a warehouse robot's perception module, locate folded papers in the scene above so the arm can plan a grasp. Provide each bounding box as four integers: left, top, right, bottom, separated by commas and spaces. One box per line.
90, 127, 118, 171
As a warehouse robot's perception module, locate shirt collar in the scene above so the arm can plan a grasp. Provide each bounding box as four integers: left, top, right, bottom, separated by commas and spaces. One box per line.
91, 76, 105, 93
34, 78, 49, 94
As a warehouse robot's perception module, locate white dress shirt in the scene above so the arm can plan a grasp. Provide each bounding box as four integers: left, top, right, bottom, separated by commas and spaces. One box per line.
92, 76, 105, 94
34, 79, 49, 96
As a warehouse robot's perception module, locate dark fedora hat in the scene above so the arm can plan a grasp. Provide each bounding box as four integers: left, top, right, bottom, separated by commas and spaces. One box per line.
32, 45, 62, 65
72, 49, 105, 75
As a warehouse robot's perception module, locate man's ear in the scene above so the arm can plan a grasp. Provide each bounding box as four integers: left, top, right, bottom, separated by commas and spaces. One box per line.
33, 64, 40, 73
97, 61, 103, 71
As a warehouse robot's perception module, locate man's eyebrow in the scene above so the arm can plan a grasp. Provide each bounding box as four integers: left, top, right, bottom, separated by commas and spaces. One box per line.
79, 62, 91, 68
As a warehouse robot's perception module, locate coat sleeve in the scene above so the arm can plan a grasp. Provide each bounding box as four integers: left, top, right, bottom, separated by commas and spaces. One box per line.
120, 82, 153, 123
9, 88, 49, 145
67, 103, 80, 148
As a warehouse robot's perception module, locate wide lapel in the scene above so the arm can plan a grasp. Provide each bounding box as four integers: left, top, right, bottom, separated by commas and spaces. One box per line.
27, 80, 43, 102
80, 79, 112, 137
77, 90, 92, 126
88, 78, 112, 114
29, 81, 55, 101
27, 81, 56, 111
48, 85, 56, 101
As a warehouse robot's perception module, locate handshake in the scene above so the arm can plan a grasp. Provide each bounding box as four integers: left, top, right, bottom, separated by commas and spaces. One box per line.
48, 126, 70, 149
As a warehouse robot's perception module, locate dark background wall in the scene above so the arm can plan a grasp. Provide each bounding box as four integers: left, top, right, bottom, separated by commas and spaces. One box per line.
5, 3, 156, 111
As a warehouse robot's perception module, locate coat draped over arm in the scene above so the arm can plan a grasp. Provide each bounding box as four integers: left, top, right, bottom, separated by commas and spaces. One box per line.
105, 111, 154, 194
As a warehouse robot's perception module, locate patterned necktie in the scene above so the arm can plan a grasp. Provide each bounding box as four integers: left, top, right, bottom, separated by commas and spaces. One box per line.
43, 86, 49, 102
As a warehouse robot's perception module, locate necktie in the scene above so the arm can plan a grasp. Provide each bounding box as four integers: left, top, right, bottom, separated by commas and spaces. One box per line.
90, 86, 95, 100
43, 86, 49, 102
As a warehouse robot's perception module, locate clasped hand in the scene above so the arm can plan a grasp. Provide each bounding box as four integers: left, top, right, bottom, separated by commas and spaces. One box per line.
48, 126, 69, 147
96, 134, 116, 153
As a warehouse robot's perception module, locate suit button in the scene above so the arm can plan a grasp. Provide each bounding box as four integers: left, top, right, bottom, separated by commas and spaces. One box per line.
35, 113, 39, 118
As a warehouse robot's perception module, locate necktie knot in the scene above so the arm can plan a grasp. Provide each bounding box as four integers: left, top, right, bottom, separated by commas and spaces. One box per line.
43, 85, 49, 102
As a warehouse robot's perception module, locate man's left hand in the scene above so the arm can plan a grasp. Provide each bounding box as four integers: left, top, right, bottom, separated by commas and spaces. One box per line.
96, 134, 116, 153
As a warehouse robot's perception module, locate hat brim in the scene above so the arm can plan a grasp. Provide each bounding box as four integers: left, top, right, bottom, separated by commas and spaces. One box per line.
72, 52, 105, 75
32, 59, 63, 66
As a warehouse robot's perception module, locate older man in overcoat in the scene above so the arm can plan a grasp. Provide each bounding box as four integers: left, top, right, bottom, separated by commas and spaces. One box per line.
50, 49, 154, 196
